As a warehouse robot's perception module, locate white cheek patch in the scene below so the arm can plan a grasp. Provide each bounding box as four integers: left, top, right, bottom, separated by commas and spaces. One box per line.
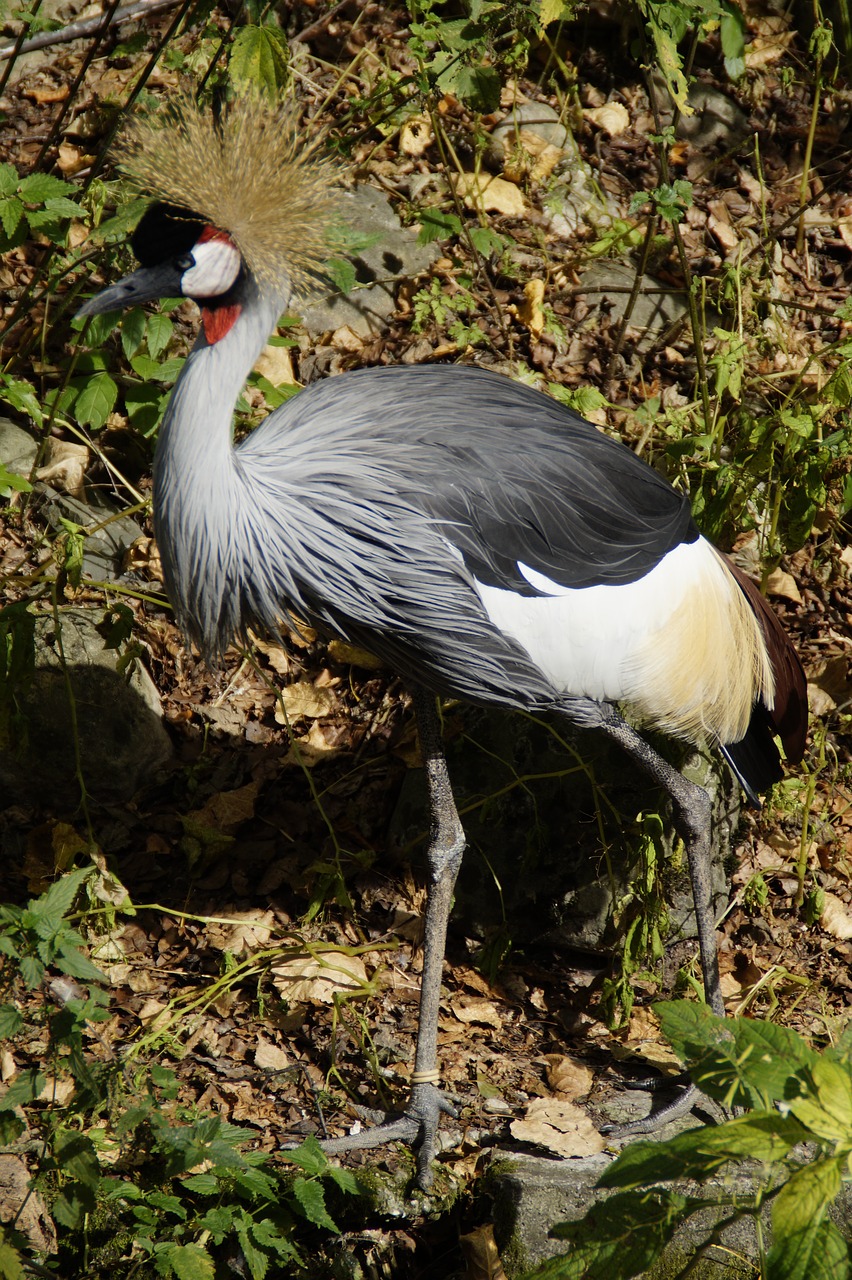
182, 239, 242, 298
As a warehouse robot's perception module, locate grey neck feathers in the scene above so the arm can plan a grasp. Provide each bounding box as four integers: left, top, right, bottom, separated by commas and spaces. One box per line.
152, 274, 290, 654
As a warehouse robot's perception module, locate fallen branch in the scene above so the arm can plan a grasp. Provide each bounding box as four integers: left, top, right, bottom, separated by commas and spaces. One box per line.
0, 0, 180, 60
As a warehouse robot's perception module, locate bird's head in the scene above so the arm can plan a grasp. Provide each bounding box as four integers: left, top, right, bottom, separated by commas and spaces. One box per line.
76, 94, 341, 336
77, 203, 246, 341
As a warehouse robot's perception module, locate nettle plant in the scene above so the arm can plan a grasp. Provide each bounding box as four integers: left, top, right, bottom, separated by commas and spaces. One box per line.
526, 1002, 852, 1280
0, 867, 360, 1277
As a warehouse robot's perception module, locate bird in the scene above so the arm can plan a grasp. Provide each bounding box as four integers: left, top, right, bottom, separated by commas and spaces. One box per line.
77, 95, 808, 1189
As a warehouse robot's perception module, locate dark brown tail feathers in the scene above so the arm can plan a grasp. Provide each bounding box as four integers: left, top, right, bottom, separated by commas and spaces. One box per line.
722, 558, 808, 802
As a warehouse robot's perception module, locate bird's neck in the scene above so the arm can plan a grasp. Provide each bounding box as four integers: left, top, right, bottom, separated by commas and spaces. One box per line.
152, 277, 287, 652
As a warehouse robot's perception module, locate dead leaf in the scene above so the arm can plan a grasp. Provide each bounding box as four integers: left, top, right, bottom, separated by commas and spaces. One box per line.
542, 1053, 594, 1100
454, 173, 527, 217
190, 782, 259, 834
137, 998, 170, 1030
254, 343, 295, 387
515, 279, 546, 339
274, 680, 337, 724
35, 1077, 76, 1106
452, 998, 504, 1029
459, 1224, 508, 1280
400, 114, 433, 156
207, 909, 275, 953
255, 1039, 291, 1071
582, 102, 630, 136
765, 568, 802, 603
838, 216, 852, 251
510, 1097, 605, 1157
821, 892, 852, 941
36, 440, 89, 499
272, 951, 369, 1004
327, 638, 384, 670
708, 211, 739, 255
252, 635, 291, 675
284, 720, 344, 766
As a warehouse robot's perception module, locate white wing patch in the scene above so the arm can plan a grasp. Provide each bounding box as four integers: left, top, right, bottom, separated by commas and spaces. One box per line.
474, 536, 774, 746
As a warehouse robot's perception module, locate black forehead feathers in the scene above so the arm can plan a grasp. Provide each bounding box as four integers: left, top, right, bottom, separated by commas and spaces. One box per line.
131, 202, 208, 266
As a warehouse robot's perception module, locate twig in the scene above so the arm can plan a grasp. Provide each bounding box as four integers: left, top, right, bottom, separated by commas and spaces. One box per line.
0, 0, 180, 60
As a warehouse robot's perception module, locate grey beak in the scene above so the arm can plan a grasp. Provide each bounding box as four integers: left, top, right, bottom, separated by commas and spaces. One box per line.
76, 262, 185, 318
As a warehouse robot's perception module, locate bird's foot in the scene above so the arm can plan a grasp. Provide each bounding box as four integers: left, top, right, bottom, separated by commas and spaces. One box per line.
601, 1082, 706, 1137
313, 1082, 458, 1190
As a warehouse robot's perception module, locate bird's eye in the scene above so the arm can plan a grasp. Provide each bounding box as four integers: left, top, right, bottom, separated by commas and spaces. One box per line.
176, 253, 195, 272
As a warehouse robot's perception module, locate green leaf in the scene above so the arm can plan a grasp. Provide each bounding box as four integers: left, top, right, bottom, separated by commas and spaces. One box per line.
145, 312, 174, 360
120, 308, 147, 362
18, 172, 74, 202
0, 374, 43, 425
0, 466, 32, 498
454, 63, 502, 111
52, 1179, 96, 1229
228, 24, 290, 97
74, 372, 118, 429
55, 941, 107, 983
0, 198, 24, 239
417, 207, 463, 244
20, 955, 44, 988
0, 1005, 24, 1039
282, 1135, 329, 1176
0, 164, 19, 196
161, 1243, 215, 1280
36, 865, 92, 925
181, 1173, 220, 1195
772, 1158, 842, 1239
292, 1176, 339, 1232
786, 1059, 852, 1142
54, 1129, 100, 1185
766, 1215, 850, 1280
0, 1235, 25, 1280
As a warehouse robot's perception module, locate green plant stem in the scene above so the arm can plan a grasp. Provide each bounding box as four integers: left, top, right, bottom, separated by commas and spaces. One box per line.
796, 51, 824, 256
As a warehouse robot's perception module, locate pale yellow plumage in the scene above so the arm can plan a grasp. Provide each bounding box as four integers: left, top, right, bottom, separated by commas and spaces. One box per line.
114, 94, 341, 295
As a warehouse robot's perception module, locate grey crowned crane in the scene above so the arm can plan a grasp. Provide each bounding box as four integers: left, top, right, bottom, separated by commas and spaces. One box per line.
77, 96, 807, 1189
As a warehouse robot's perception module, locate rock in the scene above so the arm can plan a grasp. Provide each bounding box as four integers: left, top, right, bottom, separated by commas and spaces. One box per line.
575, 260, 690, 352
0, 1152, 57, 1254
301, 186, 440, 340
35, 484, 145, 584
0, 417, 38, 477
0, 606, 173, 807
489, 1151, 762, 1276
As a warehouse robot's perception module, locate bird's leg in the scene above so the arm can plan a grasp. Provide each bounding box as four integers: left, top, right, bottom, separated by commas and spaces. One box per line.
558, 699, 725, 1132
593, 708, 723, 1019
317, 685, 463, 1189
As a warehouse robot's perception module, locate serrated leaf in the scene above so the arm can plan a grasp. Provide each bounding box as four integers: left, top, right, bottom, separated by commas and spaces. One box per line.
44, 195, 82, 218
786, 1059, 852, 1142
120, 308, 147, 362
0, 1237, 25, 1280
54, 1129, 100, 1184
18, 172, 74, 202
772, 1159, 842, 1239
766, 1215, 849, 1280
52, 1179, 96, 1229
0, 198, 24, 239
181, 1172, 220, 1194
292, 1176, 339, 1232
0, 163, 19, 195
1, 375, 43, 425
0, 1068, 43, 1111
417, 207, 463, 244
328, 1164, 360, 1195
454, 63, 501, 111
74, 373, 118, 430
228, 25, 289, 97
0, 467, 32, 497
55, 941, 107, 984
282, 1135, 329, 1176
36, 865, 92, 923
163, 1243, 215, 1280
144, 312, 173, 359
20, 955, 44, 988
